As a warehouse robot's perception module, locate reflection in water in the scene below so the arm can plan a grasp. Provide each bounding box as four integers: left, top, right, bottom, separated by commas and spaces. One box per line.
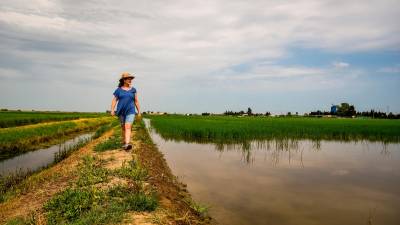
0, 133, 93, 176
144, 119, 400, 225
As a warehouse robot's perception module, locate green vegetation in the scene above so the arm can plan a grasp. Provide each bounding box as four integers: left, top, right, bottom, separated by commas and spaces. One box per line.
1, 122, 117, 202
147, 115, 400, 143
114, 160, 148, 181
41, 154, 157, 225
0, 117, 113, 158
76, 156, 110, 187
0, 169, 37, 203
94, 127, 122, 152
0, 111, 107, 128
92, 120, 119, 139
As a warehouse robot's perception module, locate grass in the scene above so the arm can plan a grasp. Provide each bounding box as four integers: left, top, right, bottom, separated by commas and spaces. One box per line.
0, 169, 37, 203
0, 111, 108, 128
41, 153, 157, 224
0, 117, 114, 158
94, 127, 122, 152
146, 115, 400, 143
76, 156, 109, 187
114, 160, 148, 181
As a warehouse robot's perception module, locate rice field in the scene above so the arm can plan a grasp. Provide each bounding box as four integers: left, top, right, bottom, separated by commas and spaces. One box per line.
147, 115, 400, 143
0, 111, 108, 128
0, 113, 116, 159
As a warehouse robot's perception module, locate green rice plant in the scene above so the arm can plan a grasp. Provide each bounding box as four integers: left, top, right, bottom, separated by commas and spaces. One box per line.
76, 156, 109, 187
0, 111, 108, 128
113, 160, 148, 182
147, 115, 400, 143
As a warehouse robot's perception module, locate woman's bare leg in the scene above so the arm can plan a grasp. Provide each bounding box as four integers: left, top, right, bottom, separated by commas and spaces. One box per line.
124, 123, 132, 144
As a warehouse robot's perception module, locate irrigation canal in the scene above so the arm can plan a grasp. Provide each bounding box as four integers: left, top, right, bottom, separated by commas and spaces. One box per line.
0, 133, 93, 176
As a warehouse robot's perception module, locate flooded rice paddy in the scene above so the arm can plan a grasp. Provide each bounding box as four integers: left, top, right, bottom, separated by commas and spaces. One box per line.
146, 120, 400, 225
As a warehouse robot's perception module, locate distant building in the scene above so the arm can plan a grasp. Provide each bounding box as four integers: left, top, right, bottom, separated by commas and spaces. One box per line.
331, 105, 338, 114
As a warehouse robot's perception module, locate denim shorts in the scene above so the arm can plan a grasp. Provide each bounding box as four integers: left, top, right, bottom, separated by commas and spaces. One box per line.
119, 114, 135, 125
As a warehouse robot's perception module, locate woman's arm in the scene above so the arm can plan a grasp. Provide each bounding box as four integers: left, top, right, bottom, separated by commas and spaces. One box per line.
111, 96, 117, 116
134, 93, 140, 116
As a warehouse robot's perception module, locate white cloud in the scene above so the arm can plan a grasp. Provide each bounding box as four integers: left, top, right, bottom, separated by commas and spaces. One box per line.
332, 61, 350, 69
377, 65, 400, 73
0, 0, 399, 112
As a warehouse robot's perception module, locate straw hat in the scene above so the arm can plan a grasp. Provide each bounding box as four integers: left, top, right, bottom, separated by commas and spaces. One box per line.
119, 72, 135, 81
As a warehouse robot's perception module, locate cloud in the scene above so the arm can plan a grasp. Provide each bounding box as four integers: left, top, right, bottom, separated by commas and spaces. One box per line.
377, 65, 400, 73
0, 0, 399, 112
332, 61, 350, 69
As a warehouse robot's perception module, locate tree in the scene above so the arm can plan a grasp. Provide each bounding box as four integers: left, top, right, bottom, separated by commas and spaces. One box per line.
247, 107, 252, 115
337, 103, 356, 117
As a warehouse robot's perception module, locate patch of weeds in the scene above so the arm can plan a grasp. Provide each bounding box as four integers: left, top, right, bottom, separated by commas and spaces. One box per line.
186, 199, 210, 218
43, 187, 105, 225
135, 127, 154, 145
76, 156, 109, 187
94, 130, 122, 152
108, 184, 158, 211
5, 217, 26, 225
5, 217, 29, 225
114, 160, 148, 181
124, 192, 158, 211
5, 212, 42, 225
0, 168, 37, 203
43, 184, 158, 225
70, 200, 126, 225
107, 184, 136, 198
93, 121, 119, 139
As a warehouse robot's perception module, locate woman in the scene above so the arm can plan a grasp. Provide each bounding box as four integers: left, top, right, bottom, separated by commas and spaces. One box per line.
110, 72, 140, 150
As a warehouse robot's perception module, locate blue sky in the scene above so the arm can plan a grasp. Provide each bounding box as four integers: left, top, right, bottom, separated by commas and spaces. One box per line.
0, 0, 399, 114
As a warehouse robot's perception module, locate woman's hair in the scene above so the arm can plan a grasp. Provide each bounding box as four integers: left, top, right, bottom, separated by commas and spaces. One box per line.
118, 79, 124, 87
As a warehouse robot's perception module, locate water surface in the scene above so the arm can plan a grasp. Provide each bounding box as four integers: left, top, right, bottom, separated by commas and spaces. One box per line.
0, 133, 92, 176
146, 121, 400, 225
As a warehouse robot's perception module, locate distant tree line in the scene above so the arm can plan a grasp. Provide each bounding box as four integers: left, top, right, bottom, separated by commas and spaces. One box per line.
356, 110, 400, 119
309, 103, 400, 119
223, 107, 271, 116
